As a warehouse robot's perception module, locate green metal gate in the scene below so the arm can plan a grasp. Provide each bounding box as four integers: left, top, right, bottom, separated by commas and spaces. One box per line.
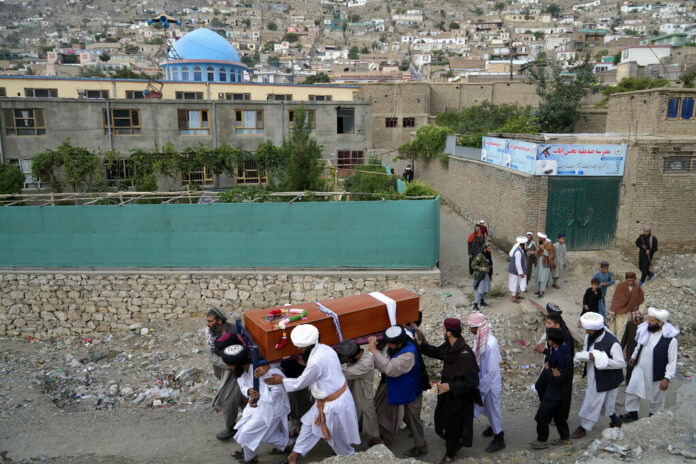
545, 177, 621, 251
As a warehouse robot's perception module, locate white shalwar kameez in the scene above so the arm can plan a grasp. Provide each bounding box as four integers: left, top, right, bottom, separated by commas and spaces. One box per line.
508, 247, 527, 295
283, 343, 361, 456
234, 366, 292, 461
577, 332, 626, 431
474, 333, 503, 434
625, 331, 678, 415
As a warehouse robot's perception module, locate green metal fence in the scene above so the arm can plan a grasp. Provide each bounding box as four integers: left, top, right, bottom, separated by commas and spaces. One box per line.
0, 198, 440, 268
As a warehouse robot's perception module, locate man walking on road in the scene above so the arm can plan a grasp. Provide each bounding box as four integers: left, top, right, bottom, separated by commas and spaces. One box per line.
635, 226, 658, 285
508, 236, 528, 303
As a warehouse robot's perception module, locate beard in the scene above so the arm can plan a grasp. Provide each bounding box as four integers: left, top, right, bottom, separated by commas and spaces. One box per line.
301, 345, 315, 363
210, 323, 223, 338
233, 365, 245, 377
387, 344, 403, 357
587, 328, 605, 347
648, 323, 661, 333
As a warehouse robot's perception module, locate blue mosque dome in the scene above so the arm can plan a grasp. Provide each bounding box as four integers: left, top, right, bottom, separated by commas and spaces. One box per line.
169, 28, 241, 63
163, 28, 247, 83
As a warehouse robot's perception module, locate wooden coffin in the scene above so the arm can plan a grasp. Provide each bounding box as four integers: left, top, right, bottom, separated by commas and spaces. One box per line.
243, 288, 420, 361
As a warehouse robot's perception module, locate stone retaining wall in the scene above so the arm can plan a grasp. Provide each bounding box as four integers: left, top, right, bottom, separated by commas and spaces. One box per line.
0, 270, 440, 338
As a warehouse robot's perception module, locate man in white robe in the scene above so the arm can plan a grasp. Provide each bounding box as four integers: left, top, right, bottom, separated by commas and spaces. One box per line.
571, 312, 626, 439
508, 236, 528, 303
467, 313, 505, 453
620, 307, 679, 422
221, 345, 292, 464
265, 324, 361, 463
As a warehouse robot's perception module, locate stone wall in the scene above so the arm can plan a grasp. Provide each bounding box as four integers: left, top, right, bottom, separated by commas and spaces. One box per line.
0, 270, 440, 338
418, 156, 549, 251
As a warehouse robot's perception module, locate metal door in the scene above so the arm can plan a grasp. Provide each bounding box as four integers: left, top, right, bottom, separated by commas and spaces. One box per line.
545, 177, 621, 250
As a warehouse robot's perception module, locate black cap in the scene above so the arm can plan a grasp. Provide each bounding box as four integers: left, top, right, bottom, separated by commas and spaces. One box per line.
337, 339, 360, 359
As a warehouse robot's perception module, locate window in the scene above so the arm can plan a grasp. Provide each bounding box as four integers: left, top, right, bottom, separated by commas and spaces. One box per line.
181, 66, 190, 80
176, 91, 204, 100
181, 166, 214, 187
337, 108, 355, 134
103, 108, 141, 135
236, 159, 267, 184
24, 88, 58, 98
309, 95, 332, 101
681, 97, 694, 120
193, 66, 202, 81
667, 98, 679, 119
8, 159, 44, 189
125, 90, 145, 99
403, 117, 416, 127
172, 68, 180, 80
177, 109, 210, 135
385, 117, 398, 128
235, 109, 264, 134
288, 109, 316, 134
3, 108, 46, 136
663, 157, 693, 173
86, 90, 109, 99
207, 66, 215, 81
267, 94, 293, 101
225, 93, 251, 100
219, 68, 227, 82
0, 87, 6, 97
337, 150, 364, 168
104, 158, 134, 187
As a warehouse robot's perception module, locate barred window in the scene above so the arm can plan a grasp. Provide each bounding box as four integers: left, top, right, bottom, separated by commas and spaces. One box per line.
337, 150, 364, 169
103, 108, 141, 135
663, 157, 693, 173
2, 108, 46, 136
236, 159, 267, 184
24, 88, 58, 98
385, 117, 398, 128
403, 117, 416, 127
176, 91, 204, 100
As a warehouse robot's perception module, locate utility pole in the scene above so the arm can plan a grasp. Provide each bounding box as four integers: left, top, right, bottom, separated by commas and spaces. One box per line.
509, 45, 514, 81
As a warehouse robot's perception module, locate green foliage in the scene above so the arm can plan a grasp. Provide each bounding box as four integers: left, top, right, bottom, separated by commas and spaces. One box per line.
596, 77, 670, 106
470, 6, 484, 15
494, 2, 505, 10
436, 101, 538, 147
361, 46, 370, 54
348, 46, 360, 60
134, 173, 158, 192
397, 125, 454, 166
545, 3, 561, 17
109, 66, 153, 79
399, 58, 410, 71
262, 41, 277, 53
304, 72, 331, 84
268, 56, 280, 67
282, 33, 299, 43
681, 70, 696, 88
219, 185, 271, 203
81, 64, 105, 78
533, 31, 545, 40
343, 155, 397, 198
0, 164, 24, 194
350, 14, 361, 22
613, 51, 622, 65
267, 21, 278, 30
278, 105, 324, 191
98, 52, 111, 62
32, 139, 100, 192
403, 179, 438, 197
527, 53, 597, 133
449, 22, 460, 30
124, 44, 140, 54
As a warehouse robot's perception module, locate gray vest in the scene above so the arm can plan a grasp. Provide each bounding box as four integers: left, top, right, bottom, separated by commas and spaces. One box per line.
508, 247, 526, 274
587, 331, 624, 393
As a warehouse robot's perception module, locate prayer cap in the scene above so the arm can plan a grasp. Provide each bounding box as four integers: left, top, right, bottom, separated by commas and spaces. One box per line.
290, 324, 319, 348
537, 232, 547, 239
600, 261, 610, 268
580, 312, 604, 331
466, 313, 485, 328
546, 302, 562, 315
479, 219, 486, 224
516, 236, 528, 244
625, 271, 637, 279
648, 307, 669, 322
221, 344, 250, 366
337, 339, 360, 358
384, 325, 406, 343
214, 332, 236, 351
445, 317, 463, 330
557, 233, 565, 238
546, 327, 564, 345
208, 306, 227, 322
526, 232, 534, 236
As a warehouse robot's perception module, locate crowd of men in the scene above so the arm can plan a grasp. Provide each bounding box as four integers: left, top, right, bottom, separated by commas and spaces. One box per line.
201, 225, 677, 463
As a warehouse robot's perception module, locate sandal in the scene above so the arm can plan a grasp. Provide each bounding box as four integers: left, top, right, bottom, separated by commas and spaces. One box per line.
269, 446, 293, 455
289, 426, 301, 438
232, 451, 244, 459
405, 446, 428, 457
530, 440, 549, 449
238, 458, 258, 464
551, 438, 571, 446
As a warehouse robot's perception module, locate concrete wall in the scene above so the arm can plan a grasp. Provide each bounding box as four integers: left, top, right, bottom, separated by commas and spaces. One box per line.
0, 98, 371, 167
417, 156, 549, 250
0, 270, 440, 338
615, 139, 696, 253
573, 108, 608, 133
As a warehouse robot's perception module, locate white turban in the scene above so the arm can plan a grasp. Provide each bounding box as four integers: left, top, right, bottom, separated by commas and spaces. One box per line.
290, 324, 319, 348
509, 236, 528, 257
537, 232, 547, 239
648, 307, 669, 322
479, 219, 486, 224
580, 312, 604, 330
526, 232, 534, 237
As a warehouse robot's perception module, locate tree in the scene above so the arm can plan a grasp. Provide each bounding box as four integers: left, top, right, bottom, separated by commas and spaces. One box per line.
211, 17, 224, 27
470, 6, 484, 15
348, 46, 360, 59
0, 164, 24, 194
282, 33, 299, 43
361, 46, 369, 54
533, 31, 545, 40
350, 14, 361, 23
81, 64, 105, 78
681, 70, 696, 88
124, 44, 140, 54
98, 52, 111, 62
279, 106, 324, 191
613, 51, 622, 65
527, 53, 597, 132
262, 40, 277, 53
397, 125, 454, 167
267, 21, 278, 31
31, 139, 100, 192
268, 56, 280, 67
546, 3, 561, 17
110, 66, 152, 79
596, 77, 670, 106
494, 2, 506, 10
449, 22, 460, 30
304, 72, 330, 84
